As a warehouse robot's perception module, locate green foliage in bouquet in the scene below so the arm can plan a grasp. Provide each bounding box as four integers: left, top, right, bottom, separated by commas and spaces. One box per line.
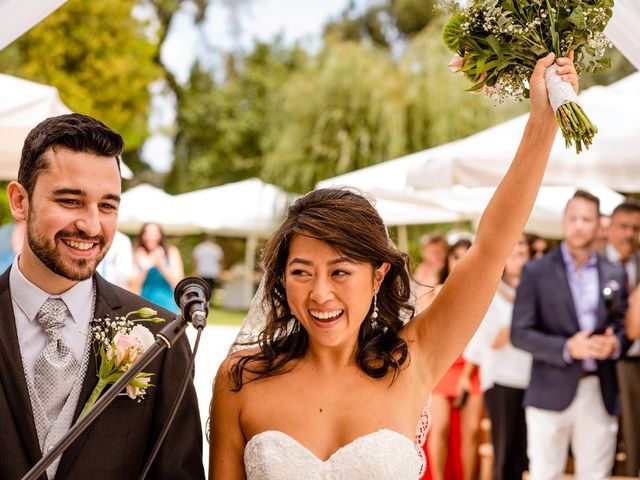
441, 0, 614, 153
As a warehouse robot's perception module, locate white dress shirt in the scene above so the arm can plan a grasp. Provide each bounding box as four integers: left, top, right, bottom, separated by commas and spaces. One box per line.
465, 281, 532, 391
10, 256, 94, 379
97, 230, 133, 288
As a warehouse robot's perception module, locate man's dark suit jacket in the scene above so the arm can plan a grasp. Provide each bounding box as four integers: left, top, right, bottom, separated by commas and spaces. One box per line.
511, 248, 628, 416
0, 269, 205, 479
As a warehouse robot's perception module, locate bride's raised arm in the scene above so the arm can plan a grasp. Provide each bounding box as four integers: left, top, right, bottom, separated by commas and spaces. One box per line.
406, 52, 579, 387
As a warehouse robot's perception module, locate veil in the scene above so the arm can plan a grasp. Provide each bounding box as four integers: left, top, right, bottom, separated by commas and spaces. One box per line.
228, 276, 272, 354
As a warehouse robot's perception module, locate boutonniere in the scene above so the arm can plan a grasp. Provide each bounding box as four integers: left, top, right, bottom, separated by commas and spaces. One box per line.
602, 279, 621, 301
79, 307, 165, 418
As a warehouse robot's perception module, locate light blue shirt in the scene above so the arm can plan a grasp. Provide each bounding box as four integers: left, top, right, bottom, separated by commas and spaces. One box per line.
560, 242, 599, 372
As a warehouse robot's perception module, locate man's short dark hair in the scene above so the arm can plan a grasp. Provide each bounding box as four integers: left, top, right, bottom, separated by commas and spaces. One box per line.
565, 189, 600, 215
611, 200, 640, 218
18, 113, 124, 197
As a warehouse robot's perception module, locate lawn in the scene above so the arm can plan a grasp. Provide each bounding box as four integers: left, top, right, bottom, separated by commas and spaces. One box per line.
207, 305, 247, 326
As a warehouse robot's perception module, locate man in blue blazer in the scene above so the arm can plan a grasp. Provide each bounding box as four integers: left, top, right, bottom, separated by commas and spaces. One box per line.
512, 190, 628, 480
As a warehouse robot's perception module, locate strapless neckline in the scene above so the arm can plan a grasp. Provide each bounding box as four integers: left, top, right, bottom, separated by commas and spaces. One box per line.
244, 398, 431, 479
244, 428, 424, 479
246, 428, 414, 463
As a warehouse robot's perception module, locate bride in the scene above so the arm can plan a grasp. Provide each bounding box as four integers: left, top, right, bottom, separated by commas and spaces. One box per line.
210, 53, 578, 479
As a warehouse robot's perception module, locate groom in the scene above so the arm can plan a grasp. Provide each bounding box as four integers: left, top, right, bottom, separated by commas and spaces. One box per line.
0, 114, 205, 479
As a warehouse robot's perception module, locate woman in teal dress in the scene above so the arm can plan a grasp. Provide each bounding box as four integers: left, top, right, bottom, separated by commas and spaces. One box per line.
129, 222, 184, 313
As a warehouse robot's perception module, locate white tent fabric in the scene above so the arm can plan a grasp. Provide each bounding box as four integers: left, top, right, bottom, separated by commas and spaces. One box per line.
407, 72, 640, 192
0, 73, 71, 179
175, 178, 293, 308
605, 0, 640, 70
0, 0, 67, 50
173, 178, 291, 237
119, 179, 293, 308
316, 150, 465, 228
119, 179, 292, 238
0, 73, 133, 180
118, 183, 201, 235
381, 186, 624, 239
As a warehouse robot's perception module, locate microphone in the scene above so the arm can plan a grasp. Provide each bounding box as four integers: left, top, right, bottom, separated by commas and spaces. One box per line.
174, 277, 211, 329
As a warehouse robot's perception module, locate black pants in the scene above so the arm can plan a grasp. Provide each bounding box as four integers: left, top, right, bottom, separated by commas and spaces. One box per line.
617, 357, 640, 476
484, 384, 528, 480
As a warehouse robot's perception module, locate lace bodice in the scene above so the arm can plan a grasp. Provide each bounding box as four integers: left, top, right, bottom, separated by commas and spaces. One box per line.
244, 399, 430, 480
245, 429, 420, 480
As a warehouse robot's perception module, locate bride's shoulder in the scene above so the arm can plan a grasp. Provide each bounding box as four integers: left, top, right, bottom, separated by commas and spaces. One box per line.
214, 347, 263, 392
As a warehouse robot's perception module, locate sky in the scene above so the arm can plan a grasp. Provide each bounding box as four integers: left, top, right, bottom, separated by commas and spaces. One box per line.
142, 0, 368, 172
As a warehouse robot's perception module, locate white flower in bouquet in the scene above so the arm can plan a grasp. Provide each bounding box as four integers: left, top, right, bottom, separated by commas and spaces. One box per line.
441, 0, 614, 153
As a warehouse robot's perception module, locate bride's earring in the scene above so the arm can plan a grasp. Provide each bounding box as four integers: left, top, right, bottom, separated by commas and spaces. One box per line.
371, 293, 379, 329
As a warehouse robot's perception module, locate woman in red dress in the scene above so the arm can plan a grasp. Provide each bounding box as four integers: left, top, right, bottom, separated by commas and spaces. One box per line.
422, 239, 483, 480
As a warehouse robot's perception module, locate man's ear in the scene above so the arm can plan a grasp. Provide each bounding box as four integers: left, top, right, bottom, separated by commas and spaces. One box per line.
7, 181, 29, 222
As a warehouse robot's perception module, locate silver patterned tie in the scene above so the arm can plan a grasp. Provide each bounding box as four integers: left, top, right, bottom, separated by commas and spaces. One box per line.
34, 298, 79, 424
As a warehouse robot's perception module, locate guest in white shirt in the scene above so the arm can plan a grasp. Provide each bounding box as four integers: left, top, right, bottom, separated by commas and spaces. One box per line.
192, 235, 224, 299
465, 233, 532, 480
96, 230, 133, 289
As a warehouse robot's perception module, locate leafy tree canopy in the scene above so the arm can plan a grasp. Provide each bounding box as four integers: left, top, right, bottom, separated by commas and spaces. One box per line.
165, 40, 308, 193
0, 0, 162, 154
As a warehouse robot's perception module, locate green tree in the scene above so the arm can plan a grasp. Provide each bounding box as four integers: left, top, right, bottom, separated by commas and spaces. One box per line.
389, 0, 437, 37
400, 16, 526, 149
0, 0, 162, 159
261, 40, 408, 192
165, 41, 307, 193
323, 0, 437, 47
261, 17, 526, 193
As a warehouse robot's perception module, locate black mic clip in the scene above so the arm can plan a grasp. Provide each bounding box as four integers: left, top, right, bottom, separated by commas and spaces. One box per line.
174, 277, 211, 330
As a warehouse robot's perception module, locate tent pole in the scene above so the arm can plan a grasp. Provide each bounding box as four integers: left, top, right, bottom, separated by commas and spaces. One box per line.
397, 225, 408, 252
243, 234, 258, 309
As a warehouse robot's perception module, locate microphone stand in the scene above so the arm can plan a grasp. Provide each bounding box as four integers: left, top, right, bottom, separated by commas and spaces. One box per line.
21, 315, 189, 480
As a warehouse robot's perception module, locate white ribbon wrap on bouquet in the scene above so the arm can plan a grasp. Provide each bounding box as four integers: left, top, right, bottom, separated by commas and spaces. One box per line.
545, 63, 580, 113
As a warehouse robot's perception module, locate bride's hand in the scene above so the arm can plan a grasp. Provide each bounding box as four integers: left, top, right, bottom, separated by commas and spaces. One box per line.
529, 51, 578, 122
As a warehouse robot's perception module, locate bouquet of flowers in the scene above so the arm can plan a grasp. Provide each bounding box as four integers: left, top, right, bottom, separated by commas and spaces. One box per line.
79, 307, 164, 418
442, 0, 614, 153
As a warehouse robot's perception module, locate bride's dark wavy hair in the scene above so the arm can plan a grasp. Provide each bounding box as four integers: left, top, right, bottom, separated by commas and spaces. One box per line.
230, 188, 414, 391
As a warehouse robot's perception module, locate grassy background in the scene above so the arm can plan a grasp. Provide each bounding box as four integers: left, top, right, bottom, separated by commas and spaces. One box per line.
207, 298, 247, 326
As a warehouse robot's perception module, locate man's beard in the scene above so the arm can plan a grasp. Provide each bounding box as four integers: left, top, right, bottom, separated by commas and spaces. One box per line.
27, 218, 108, 281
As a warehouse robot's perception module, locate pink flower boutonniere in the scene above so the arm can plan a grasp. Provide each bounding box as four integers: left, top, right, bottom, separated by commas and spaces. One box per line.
79, 307, 165, 418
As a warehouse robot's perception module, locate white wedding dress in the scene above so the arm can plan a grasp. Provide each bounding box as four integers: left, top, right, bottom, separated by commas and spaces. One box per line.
237, 281, 430, 479
244, 401, 430, 480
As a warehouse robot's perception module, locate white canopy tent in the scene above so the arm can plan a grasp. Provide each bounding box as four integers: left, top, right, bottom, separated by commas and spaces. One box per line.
0, 73, 133, 180
605, 0, 640, 70
119, 179, 293, 309
174, 178, 293, 308
377, 186, 624, 239
118, 183, 203, 235
173, 178, 291, 237
407, 71, 640, 192
0, 73, 71, 179
0, 0, 67, 50
317, 72, 635, 238
316, 153, 467, 250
